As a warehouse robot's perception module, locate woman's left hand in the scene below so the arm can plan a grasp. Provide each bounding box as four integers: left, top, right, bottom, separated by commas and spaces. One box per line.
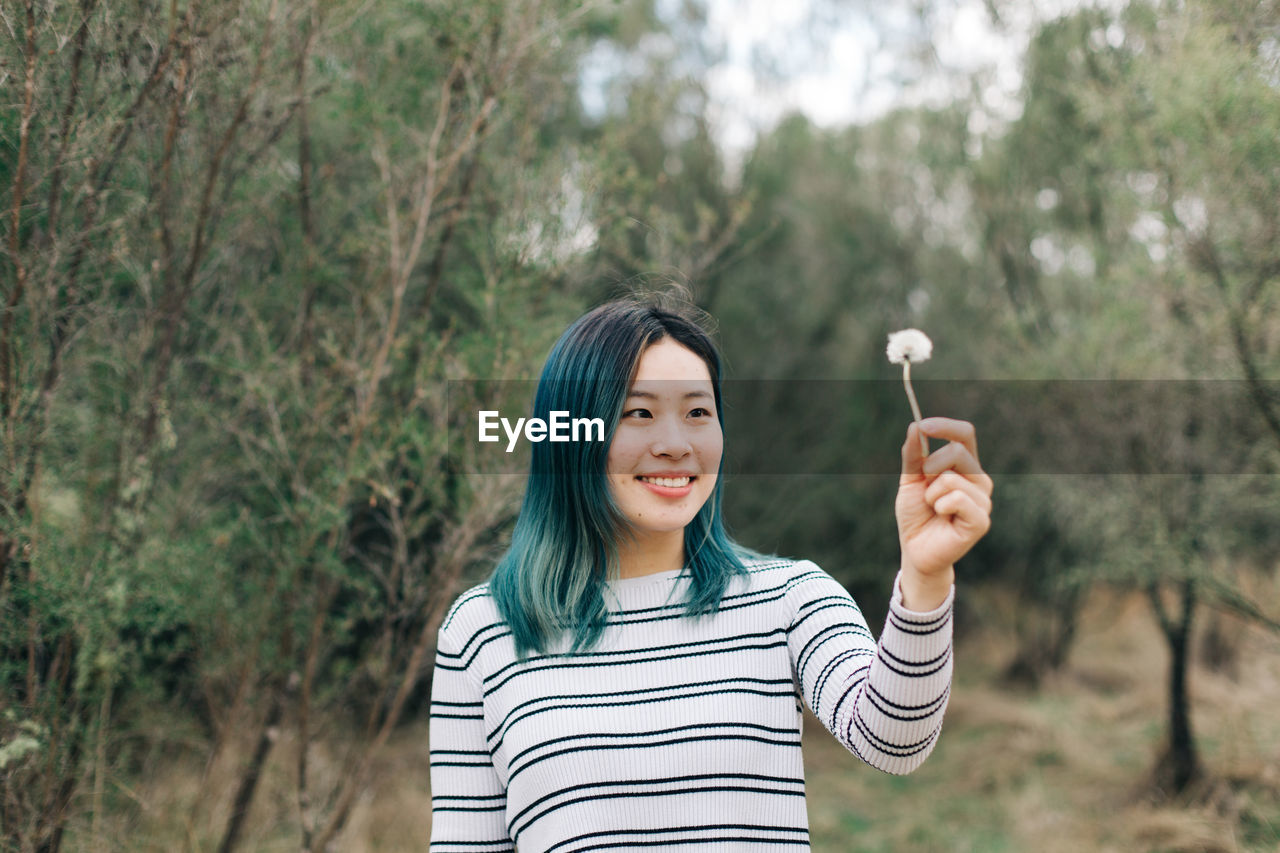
895, 417, 993, 609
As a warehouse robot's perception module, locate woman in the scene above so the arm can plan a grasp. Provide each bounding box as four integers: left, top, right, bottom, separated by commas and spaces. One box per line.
430, 298, 993, 851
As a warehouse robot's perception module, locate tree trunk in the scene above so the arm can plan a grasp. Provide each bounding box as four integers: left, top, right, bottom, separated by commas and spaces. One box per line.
217, 686, 285, 853
1150, 579, 1202, 796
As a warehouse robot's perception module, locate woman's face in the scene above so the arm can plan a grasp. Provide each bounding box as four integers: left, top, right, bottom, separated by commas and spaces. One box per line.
606, 338, 722, 540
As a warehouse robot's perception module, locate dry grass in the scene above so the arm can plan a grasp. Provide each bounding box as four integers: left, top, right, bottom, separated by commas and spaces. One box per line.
63, 716, 435, 851
804, 585, 1280, 853
65, 582, 1280, 851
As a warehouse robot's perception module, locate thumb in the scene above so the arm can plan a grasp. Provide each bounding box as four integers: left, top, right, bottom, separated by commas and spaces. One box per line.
900, 421, 925, 479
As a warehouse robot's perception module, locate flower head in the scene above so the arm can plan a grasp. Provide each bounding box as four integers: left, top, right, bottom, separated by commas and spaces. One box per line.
886, 329, 933, 365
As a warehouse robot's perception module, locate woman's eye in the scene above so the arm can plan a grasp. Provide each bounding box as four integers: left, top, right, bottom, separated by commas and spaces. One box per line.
622, 408, 652, 419
688, 407, 713, 418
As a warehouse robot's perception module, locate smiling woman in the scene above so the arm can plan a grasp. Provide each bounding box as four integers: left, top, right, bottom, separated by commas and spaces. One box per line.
428, 295, 994, 852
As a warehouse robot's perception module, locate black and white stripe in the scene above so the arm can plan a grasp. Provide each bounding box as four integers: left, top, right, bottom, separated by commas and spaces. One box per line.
429, 558, 953, 851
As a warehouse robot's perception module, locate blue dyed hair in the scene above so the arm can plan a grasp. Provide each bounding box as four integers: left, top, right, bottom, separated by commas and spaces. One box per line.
490, 298, 753, 657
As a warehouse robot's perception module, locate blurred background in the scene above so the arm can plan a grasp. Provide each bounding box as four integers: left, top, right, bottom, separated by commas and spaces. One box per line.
2, 0, 1278, 849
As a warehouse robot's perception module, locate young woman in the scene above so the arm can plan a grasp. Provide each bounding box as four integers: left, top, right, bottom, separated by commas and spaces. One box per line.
429, 298, 993, 851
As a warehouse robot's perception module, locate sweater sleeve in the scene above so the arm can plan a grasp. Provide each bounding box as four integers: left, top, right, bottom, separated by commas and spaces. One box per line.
429, 626, 514, 852
786, 563, 953, 775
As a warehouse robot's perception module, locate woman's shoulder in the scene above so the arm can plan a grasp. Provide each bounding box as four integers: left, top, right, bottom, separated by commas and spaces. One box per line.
735, 553, 832, 591
438, 581, 504, 645
734, 553, 854, 607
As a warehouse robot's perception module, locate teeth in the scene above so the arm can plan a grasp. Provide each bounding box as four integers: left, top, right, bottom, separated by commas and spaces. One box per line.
641, 476, 691, 488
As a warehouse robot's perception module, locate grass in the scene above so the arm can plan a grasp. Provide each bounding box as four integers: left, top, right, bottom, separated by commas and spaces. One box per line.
65, 583, 1280, 851
803, 586, 1280, 853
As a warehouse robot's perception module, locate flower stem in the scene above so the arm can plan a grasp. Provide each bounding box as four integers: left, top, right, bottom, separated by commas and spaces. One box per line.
903, 362, 928, 459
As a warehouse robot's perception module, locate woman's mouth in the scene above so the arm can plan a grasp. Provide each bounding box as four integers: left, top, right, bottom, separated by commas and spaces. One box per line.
636, 475, 695, 496
638, 475, 691, 488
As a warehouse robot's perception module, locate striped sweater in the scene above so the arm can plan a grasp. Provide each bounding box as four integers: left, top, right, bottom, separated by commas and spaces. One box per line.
429, 557, 953, 852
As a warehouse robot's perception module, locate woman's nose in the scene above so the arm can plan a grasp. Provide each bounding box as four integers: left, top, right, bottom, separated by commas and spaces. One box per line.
649, 417, 692, 458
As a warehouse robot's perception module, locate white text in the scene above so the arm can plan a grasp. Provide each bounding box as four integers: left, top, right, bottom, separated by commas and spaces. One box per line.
478, 410, 605, 452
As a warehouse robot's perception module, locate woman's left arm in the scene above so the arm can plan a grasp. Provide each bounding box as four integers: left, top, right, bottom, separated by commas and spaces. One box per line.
787, 417, 991, 775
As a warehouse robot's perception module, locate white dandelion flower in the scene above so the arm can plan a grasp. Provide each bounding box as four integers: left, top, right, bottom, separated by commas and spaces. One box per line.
887, 329, 933, 458
886, 329, 933, 364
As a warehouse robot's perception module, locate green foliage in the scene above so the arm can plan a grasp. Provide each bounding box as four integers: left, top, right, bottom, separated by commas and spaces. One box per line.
2, 0, 1278, 844
0, 0, 619, 846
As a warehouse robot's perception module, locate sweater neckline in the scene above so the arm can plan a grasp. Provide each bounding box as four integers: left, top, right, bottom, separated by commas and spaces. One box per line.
606, 567, 687, 589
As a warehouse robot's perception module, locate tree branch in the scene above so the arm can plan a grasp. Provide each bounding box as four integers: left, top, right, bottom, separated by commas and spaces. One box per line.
307, 486, 509, 851
1148, 582, 1174, 641
141, 0, 281, 453
44, 0, 100, 245
1203, 573, 1280, 634
295, 0, 320, 379
2, 0, 38, 431
1191, 235, 1280, 449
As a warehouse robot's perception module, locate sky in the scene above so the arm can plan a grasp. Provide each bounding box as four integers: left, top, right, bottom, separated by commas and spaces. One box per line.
582, 0, 1102, 156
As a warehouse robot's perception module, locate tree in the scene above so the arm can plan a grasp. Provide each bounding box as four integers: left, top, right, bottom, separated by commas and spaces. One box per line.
967, 0, 1280, 794
0, 0, 605, 847
2, 0, 774, 845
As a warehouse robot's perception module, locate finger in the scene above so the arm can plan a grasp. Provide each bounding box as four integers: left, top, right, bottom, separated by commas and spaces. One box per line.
921, 441, 993, 493
917, 417, 980, 464
925, 470, 993, 515
933, 490, 992, 539
901, 421, 926, 478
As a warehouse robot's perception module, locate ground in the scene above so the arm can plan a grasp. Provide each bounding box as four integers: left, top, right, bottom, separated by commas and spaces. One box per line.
802, 587, 1280, 853
84, 587, 1280, 851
